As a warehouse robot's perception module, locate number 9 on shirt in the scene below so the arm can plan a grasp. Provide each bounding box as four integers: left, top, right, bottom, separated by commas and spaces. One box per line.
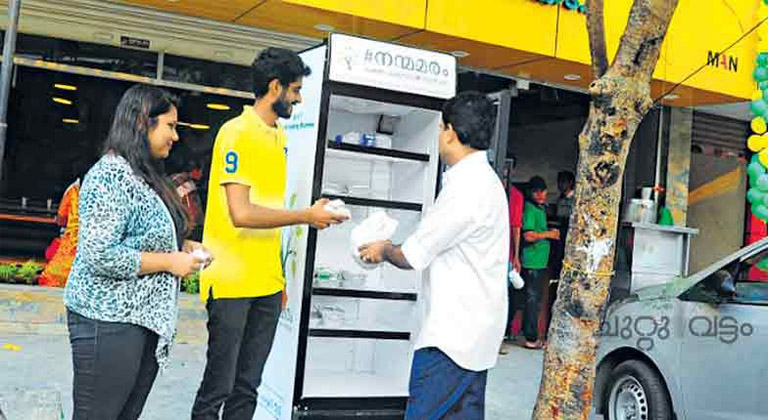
225, 151, 239, 174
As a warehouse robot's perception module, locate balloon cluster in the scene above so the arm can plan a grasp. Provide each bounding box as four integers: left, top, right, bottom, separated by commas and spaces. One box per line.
747, 53, 768, 206
749, 52, 768, 165
747, 155, 768, 271
747, 155, 768, 220
749, 49, 768, 270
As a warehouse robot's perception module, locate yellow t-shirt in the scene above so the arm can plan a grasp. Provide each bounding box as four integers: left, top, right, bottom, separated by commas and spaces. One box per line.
200, 106, 287, 301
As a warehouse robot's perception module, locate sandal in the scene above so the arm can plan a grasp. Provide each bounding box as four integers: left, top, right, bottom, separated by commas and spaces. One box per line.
524, 340, 543, 349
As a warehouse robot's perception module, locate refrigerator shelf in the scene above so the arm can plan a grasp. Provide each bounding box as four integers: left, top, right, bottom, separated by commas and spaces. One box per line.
312, 287, 417, 302
321, 195, 422, 212
295, 397, 406, 415
326, 142, 430, 163
326, 81, 445, 113
308, 329, 411, 341
301, 371, 410, 399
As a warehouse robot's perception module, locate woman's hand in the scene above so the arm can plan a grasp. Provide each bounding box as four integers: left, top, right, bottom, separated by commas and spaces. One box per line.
168, 252, 206, 278
183, 240, 214, 267
183, 240, 206, 254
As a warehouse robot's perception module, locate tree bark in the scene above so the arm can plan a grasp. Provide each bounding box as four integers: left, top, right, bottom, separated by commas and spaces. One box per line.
532, 1, 679, 419
587, 0, 608, 78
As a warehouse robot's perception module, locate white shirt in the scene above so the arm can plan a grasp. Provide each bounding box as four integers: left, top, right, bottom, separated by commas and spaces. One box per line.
402, 151, 510, 371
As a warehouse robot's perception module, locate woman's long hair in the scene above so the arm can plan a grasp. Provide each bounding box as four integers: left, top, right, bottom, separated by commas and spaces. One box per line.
102, 84, 189, 247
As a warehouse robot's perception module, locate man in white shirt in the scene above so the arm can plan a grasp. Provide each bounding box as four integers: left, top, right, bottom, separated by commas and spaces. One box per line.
359, 91, 509, 419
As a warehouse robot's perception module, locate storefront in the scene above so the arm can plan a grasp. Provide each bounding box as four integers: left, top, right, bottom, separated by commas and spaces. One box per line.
0, 0, 319, 256
0, 0, 757, 251
686, 109, 750, 272
0, 0, 757, 332
0, 0, 761, 418
0, 35, 256, 254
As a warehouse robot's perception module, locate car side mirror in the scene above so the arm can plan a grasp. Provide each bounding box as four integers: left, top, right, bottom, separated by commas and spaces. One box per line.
705, 269, 736, 298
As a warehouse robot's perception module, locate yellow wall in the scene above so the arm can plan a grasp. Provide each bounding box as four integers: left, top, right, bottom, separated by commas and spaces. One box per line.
425, 0, 558, 58
286, 0, 759, 100
555, 0, 758, 100
122, 0, 760, 101
283, 0, 427, 29
660, 0, 757, 100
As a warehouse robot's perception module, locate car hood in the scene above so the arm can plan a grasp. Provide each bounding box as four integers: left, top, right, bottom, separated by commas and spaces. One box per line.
620, 237, 768, 303
632, 280, 686, 301
609, 279, 685, 308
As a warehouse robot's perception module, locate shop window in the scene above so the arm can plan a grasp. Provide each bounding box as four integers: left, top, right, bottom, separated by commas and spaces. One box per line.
0, 66, 248, 222
162, 54, 252, 92
15, 33, 158, 78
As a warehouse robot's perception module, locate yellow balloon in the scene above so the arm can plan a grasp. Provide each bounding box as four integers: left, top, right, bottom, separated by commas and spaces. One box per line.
753, 117, 768, 134
760, 149, 768, 167
749, 134, 768, 152
753, 90, 765, 101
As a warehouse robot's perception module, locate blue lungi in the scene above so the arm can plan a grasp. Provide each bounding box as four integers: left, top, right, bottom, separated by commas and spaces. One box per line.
405, 347, 487, 420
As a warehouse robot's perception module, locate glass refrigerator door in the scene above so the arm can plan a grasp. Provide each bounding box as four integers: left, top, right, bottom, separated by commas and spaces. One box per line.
302, 94, 440, 398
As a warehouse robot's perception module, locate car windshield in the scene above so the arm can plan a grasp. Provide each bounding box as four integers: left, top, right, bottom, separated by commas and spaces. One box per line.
734, 249, 768, 304
682, 247, 768, 305
740, 248, 768, 279
670, 238, 768, 300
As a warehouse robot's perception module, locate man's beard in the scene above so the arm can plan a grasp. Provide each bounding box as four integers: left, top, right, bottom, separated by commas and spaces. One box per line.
273, 92, 296, 119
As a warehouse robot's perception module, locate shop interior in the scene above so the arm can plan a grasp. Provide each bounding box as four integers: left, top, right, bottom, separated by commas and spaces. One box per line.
0, 33, 253, 257
458, 69, 661, 341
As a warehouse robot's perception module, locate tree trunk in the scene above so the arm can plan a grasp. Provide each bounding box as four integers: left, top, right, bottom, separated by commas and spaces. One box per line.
532, 1, 679, 419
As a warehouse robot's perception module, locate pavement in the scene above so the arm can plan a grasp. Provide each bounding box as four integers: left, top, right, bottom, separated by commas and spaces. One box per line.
0, 284, 601, 419
0, 284, 208, 344
1, 335, 552, 419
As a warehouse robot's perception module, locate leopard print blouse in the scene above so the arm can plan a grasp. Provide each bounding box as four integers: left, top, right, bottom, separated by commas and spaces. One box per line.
64, 153, 180, 370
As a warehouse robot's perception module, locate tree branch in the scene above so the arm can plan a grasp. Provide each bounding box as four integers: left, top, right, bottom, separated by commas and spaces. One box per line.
611, 0, 679, 80
587, 0, 608, 78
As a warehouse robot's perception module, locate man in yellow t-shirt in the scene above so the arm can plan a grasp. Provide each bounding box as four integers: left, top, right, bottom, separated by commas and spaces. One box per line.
191, 48, 347, 420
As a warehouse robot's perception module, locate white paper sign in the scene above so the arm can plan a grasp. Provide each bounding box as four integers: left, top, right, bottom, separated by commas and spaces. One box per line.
329, 33, 457, 99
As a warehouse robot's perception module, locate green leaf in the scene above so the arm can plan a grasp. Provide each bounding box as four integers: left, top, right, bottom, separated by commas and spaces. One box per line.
289, 193, 297, 209
182, 272, 200, 294
17, 260, 42, 283
0, 264, 18, 282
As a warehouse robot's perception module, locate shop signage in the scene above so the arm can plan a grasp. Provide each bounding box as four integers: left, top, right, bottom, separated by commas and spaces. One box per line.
534, 0, 587, 14
120, 36, 150, 50
707, 51, 739, 73
329, 33, 457, 99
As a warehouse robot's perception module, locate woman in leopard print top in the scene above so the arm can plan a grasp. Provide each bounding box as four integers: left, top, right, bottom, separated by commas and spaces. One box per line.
63, 85, 211, 419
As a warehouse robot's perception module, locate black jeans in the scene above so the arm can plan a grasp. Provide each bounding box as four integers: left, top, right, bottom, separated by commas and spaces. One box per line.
505, 283, 518, 339
191, 291, 282, 420
521, 269, 547, 342
67, 310, 159, 420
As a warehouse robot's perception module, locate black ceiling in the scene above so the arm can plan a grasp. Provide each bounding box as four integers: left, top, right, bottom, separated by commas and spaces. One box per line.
458, 70, 590, 127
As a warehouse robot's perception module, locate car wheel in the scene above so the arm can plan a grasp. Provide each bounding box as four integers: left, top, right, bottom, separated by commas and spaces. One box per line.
603, 360, 673, 420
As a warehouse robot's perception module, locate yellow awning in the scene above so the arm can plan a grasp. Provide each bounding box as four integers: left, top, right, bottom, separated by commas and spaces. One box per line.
119, 0, 759, 106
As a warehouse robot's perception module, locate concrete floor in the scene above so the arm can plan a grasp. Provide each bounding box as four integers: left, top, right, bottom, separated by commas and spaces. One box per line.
0, 333, 573, 419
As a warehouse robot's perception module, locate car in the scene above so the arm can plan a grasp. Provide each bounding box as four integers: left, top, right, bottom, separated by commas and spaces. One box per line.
592, 237, 768, 420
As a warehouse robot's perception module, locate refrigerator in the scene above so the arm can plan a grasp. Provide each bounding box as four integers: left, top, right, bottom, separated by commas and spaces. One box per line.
253, 33, 457, 420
